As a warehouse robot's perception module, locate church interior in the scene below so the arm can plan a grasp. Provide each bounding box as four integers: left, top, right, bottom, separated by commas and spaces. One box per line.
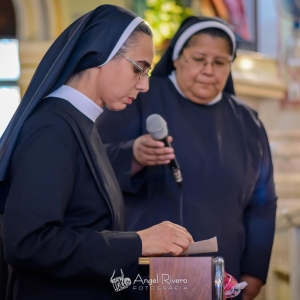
0, 0, 300, 299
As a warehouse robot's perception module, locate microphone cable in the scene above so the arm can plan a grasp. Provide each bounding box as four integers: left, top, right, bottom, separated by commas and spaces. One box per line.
177, 181, 183, 227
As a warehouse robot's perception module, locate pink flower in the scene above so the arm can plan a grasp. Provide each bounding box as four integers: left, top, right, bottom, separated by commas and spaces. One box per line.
224, 272, 248, 298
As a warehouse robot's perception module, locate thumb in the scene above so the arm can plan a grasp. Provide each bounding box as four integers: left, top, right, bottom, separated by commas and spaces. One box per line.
167, 136, 173, 143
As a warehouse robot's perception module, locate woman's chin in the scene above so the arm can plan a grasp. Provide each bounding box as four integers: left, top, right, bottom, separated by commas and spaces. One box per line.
188, 91, 217, 104
105, 103, 127, 111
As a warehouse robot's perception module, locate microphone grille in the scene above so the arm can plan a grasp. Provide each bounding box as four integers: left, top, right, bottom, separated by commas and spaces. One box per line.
146, 114, 168, 140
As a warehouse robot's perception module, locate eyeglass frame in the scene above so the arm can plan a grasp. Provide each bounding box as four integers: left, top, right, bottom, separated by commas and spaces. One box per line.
117, 51, 151, 79
181, 52, 232, 74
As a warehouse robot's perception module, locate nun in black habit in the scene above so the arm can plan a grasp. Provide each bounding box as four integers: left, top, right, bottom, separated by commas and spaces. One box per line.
97, 16, 277, 300
0, 5, 194, 300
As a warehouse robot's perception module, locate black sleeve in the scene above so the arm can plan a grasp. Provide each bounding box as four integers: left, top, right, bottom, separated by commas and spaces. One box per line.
241, 121, 277, 283
96, 99, 146, 193
2, 112, 142, 281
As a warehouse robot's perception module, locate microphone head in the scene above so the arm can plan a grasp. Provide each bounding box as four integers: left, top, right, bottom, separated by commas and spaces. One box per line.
146, 114, 168, 140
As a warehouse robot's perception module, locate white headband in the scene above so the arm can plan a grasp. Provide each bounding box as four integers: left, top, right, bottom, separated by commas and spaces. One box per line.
100, 16, 144, 66
172, 21, 236, 61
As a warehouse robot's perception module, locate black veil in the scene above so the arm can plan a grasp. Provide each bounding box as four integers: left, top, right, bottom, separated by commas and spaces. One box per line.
152, 16, 236, 95
0, 5, 143, 183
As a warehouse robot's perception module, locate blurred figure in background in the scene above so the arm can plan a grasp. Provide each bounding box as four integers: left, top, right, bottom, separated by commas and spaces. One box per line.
97, 16, 277, 300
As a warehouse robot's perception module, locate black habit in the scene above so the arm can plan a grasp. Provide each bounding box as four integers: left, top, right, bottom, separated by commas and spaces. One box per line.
2, 98, 141, 299
97, 76, 277, 286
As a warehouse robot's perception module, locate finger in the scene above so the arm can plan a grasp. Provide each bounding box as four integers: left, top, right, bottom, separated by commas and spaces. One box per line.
168, 244, 185, 256
151, 147, 174, 155
170, 225, 194, 243
156, 160, 171, 165
149, 155, 175, 164
151, 154, 175, 163
167, 222, 190, 234
140, 146, 174, 156
141, 136, 165, 148
138, 149, 175, 163
137, 155, 172, 164
173, 237, 190, 251
156, 153, 175, 161
167, 136, 173, 143
174, 230, 194, 243
141, 156, 170, 166
160, 221, 194, 243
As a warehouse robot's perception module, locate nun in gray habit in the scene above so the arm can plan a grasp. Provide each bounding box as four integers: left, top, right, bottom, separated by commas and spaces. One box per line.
0, 4, 194, 300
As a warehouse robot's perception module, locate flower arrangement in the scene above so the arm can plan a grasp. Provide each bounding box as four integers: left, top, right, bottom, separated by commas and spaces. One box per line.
144, 0, 193, 63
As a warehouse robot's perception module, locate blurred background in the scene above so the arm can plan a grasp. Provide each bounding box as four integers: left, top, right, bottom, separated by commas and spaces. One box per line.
0, 1, 300, 299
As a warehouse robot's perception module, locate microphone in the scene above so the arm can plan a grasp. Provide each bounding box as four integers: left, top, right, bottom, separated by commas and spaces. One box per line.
146, 114, 183, 183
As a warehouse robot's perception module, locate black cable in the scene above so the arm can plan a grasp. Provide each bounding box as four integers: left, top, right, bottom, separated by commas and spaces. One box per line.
177, 181, 183, 226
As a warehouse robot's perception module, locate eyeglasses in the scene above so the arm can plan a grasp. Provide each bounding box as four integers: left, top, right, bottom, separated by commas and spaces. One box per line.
117, 52, 151, 79
182, 54, 231, 74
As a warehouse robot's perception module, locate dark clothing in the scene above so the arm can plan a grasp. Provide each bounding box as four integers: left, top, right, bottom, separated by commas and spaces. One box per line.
0, 220, 8, 299
97, 77, 277, 284
2, 98, 142, 300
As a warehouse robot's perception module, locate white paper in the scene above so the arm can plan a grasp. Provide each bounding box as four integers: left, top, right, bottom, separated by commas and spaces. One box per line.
182, 236, 218, 255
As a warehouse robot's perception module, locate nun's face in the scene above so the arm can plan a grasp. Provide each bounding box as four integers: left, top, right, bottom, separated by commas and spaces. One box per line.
96, 34, 154, 111
173, 34, 232, 105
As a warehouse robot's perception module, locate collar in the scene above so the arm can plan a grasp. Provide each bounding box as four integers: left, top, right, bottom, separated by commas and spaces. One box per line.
46, 85, 103, 122
168, 70, 222, 106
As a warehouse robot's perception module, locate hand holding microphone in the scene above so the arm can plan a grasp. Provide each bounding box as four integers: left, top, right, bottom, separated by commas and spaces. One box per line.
133, 134, 175, 166
132, 114, 183, 183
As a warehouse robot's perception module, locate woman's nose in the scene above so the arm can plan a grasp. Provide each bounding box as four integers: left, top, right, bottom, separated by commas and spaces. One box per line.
201, 62, 214, 75
136, 76, 149, 92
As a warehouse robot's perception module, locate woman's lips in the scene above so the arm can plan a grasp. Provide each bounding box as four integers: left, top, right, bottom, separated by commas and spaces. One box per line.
195, 83, 215, 90
127, 97, 135, 104
197, 82, 215, 86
